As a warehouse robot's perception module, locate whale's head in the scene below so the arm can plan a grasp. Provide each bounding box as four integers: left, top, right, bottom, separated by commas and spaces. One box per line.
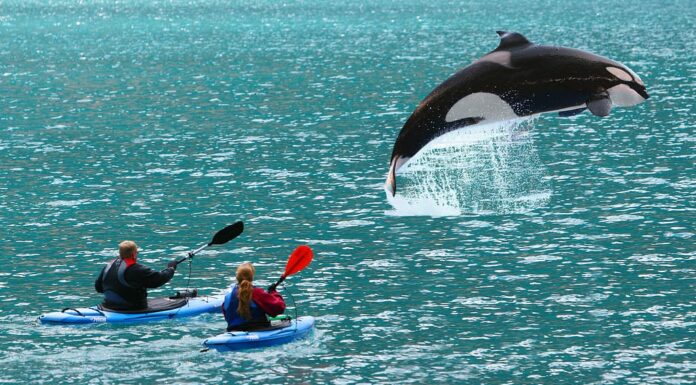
604, 64, 649, 107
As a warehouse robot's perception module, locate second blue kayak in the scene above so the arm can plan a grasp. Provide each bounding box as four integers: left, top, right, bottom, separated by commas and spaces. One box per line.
203, 316, 315, 351
39, 294, 225, 325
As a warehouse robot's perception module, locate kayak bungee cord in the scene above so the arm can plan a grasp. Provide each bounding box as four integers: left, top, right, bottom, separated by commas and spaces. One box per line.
185, 257, 193, 293
171, 255, 195, 319
281, 282, 299, 332
266, 244, 312, 330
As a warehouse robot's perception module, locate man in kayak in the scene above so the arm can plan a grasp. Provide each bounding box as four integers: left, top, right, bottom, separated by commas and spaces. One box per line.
222, 262, 286, 331
94, 240, 178, 311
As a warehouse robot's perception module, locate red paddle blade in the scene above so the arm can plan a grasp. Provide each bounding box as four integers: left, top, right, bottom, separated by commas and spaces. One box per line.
284, 245, 313, 277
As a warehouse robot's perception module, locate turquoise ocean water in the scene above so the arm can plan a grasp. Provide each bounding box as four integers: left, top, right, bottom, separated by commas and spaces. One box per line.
1, 0, 694, 383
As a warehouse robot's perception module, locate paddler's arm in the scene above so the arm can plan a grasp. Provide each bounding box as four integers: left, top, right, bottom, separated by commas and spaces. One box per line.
126, 263, 176, 289
252, 287, 286, 316
95, 266, 105, 293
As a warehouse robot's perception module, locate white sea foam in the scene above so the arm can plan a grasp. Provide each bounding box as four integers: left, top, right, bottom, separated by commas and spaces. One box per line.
385, 190, 462, 217
385, 119, 550, 217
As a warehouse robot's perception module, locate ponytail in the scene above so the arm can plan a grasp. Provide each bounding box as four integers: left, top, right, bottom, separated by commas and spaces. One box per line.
235, 263, 255, 320
237, 280, 253, 320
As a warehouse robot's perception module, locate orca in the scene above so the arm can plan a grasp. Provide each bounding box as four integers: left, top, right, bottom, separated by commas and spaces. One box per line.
386, 31, 649, 195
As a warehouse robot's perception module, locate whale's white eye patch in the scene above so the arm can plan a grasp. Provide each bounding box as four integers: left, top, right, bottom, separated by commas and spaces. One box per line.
626, 67, 645, 86
606, 66, 633, 82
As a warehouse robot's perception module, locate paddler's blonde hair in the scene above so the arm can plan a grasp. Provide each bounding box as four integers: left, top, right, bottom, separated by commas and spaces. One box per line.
236, 262, 255, 320
119, 241, 138, 259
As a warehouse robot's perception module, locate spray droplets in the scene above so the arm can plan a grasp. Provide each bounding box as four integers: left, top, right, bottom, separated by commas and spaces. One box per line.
385, 119, 551, 217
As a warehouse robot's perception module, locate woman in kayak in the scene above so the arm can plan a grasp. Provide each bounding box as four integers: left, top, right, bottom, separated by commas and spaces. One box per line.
222, 262, 286, 331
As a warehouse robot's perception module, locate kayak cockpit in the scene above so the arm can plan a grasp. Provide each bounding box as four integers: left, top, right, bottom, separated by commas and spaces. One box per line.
98, 297, 189, 314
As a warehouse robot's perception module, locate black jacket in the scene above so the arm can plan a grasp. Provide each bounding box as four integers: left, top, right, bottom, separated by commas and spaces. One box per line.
95, 258, 175, 310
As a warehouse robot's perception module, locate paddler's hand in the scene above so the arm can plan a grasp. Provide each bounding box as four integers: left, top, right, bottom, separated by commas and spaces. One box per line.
167, 260, 178, 271
267, 283, 277, 292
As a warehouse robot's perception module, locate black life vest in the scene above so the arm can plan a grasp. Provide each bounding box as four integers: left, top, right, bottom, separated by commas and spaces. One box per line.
100, 258, 147, 310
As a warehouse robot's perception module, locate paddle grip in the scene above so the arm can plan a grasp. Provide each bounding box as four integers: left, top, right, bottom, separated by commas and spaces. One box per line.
174, 252, 194, 267
268, 275, 286, 292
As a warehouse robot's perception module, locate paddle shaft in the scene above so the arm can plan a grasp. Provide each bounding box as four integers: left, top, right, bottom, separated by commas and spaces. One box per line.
173, 221, 244, 267
174, 243, 209, 266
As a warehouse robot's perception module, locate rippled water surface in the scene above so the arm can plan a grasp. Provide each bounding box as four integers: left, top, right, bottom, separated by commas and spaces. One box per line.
1, 1, 694, 384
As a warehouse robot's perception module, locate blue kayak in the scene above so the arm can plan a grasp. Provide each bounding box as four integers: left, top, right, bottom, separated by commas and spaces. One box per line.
39, 294, 224, 324
203, 316, 315, 351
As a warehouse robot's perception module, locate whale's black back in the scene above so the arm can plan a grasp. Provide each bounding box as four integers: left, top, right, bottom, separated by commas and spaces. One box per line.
391, 42, 624, 160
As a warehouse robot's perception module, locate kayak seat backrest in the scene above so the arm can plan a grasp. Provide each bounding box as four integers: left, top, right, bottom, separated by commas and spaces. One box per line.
98, 297, 188, 314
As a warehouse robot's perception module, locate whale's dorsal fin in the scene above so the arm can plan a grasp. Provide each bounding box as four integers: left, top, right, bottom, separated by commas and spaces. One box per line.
495, 31, 531, 51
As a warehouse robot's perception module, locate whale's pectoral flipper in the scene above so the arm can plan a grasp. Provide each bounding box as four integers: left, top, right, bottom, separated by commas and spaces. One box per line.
587, 92, 612, 117
558, 107, 587, 117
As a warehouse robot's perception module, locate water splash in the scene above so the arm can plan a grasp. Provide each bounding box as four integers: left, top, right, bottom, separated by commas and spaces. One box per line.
385, 119, 551, 217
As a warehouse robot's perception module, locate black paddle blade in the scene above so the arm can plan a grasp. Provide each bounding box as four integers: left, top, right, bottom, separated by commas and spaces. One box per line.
209, 221, 244, 245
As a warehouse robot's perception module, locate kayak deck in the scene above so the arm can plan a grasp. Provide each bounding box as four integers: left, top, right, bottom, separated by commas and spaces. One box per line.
203, 316, 315, 351
39, 295, 224, 324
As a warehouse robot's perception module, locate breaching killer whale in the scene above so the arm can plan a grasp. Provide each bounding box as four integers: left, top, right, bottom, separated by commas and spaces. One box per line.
386, 31, 649, 196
